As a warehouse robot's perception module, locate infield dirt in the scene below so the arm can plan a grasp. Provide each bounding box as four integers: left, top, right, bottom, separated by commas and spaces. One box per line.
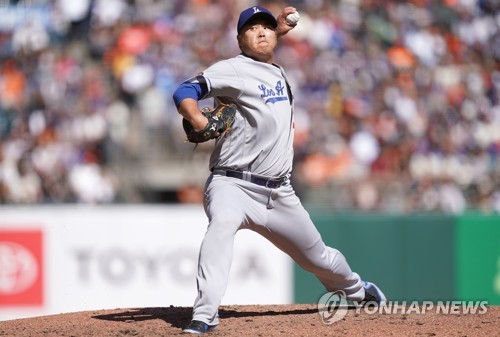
0, 305, 498, 336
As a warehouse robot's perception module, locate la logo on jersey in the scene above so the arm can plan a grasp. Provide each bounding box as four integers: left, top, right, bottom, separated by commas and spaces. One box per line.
258, 81, 288, 104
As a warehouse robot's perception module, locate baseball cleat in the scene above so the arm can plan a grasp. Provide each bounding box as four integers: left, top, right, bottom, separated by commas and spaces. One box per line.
361, 281, 387, 306
182, 320, 218, 334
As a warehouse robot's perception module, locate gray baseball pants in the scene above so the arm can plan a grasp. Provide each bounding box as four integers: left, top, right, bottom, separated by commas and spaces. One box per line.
191, 174, 364, 325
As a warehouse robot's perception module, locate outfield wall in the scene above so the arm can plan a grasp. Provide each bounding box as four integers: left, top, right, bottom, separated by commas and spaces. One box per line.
0, 206, 292, 321
294, 210, 500, 305
1, 206, 498, 322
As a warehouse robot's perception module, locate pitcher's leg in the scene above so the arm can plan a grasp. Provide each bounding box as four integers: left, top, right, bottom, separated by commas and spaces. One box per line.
192, 212, 240, 325
260, 188, 364, 301
254, 224, 364, 301
192, 178, 248, 325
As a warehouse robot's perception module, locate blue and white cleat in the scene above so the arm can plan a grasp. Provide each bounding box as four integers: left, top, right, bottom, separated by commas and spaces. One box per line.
361, 281, 387, 306
182, 320, 218, 334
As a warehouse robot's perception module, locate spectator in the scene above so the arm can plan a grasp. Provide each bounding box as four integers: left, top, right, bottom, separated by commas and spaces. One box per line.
0, 0, 498, 214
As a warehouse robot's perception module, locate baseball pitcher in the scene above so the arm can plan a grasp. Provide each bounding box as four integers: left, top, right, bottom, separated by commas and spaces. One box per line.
173, 5, 386, 334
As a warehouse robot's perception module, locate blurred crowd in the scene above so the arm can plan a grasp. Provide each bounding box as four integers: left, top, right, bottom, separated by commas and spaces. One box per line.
0, 0, 499, 213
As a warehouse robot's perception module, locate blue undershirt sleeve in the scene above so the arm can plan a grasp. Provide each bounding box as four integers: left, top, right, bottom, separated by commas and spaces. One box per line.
172, 80, 208, 108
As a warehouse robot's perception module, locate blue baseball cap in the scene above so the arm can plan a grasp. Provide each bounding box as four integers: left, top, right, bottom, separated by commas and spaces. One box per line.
237, 6, 277, 34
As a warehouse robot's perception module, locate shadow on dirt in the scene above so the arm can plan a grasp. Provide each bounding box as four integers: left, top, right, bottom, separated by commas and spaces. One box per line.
92, 306, 323, 329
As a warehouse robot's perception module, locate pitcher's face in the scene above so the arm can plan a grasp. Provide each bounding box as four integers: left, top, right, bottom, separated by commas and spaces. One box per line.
238, 19, 277, 64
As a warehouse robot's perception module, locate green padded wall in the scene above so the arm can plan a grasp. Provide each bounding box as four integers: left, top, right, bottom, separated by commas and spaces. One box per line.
456, 214, 500, 304
294, 211, 455, 303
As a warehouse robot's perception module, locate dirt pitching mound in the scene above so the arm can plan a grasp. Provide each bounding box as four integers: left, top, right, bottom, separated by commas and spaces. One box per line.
1, 305, 498, 336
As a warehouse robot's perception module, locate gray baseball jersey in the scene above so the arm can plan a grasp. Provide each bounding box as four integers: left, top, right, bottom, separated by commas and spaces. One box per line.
180, 54, 365, 326
199, 54, 294, 178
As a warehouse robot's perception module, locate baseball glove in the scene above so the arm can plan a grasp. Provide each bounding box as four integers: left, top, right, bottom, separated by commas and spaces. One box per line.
182, 103, 237, 143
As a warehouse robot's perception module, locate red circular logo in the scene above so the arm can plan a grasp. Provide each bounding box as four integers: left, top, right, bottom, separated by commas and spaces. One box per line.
0, 242, 39, 295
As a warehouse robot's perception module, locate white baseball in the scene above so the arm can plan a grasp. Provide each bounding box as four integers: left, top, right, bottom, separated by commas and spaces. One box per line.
286, 11, 300, 25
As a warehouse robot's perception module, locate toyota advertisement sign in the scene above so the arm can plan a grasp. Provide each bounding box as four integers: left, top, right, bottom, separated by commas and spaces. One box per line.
0, 206, 292, 321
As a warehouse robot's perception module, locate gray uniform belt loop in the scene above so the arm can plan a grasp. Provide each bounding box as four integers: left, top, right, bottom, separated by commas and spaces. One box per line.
214, 169, 287, 189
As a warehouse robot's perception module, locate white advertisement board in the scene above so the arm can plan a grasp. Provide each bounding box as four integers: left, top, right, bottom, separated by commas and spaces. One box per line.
0, 205, 292, 321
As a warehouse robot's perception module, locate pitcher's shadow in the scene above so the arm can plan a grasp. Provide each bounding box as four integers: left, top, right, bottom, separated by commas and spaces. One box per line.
92, 306, 329, 329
